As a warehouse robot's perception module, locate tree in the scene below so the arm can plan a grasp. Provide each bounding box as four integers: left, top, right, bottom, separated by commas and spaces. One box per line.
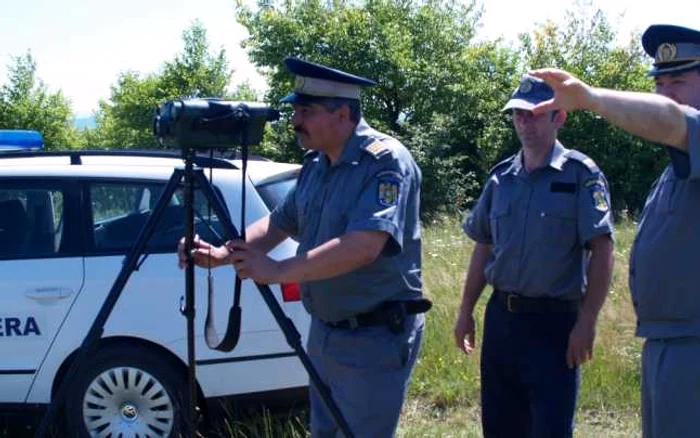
88, 21, 233, 148
237, 0, 519, 217
0, 53, 78, 150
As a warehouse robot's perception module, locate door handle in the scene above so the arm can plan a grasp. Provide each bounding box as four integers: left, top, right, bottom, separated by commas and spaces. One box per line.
25, 287, 73, 300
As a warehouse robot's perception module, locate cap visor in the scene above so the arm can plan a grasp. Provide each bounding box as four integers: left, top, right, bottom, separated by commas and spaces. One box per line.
646, 60, 700, 77
279, 93, 326, 105
502, 99, 536, 112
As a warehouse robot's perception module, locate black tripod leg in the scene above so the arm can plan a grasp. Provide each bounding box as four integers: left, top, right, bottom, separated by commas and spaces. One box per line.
34, 169, 185, 438
193, 171, 355, 438
182, 155, 199, 438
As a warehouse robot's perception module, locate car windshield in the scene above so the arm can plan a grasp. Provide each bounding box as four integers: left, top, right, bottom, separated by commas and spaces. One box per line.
256, 176, 296, 211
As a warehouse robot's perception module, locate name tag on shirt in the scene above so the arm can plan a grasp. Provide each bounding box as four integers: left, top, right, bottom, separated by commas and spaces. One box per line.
550, 182, 577, 193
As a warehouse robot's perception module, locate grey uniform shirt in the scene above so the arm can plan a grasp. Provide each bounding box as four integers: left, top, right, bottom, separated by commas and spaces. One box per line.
631, 105, 700, 339
464, 141, 614, 300
270, 119, 422, 322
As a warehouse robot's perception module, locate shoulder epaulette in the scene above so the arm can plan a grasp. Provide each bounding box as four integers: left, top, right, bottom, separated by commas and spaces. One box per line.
361, 139, 393, 159
489, 155, 516, 175
565, 150, 600, 173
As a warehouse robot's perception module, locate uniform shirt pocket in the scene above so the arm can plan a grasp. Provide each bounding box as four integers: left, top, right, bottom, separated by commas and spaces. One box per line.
489, 197, 513, 246
535, 204, 577, 248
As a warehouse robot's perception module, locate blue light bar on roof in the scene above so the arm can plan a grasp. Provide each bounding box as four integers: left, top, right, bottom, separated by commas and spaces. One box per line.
0, 130, 45, 151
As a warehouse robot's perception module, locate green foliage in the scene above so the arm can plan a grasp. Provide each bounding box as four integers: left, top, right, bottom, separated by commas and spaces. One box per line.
0, 53, 79, 150
238, 0, 666, 216
86, 21, 234, 149
237, 0, 521, 218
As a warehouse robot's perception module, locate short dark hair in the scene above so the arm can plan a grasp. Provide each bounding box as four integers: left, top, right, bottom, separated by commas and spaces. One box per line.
317, 97, 362, 123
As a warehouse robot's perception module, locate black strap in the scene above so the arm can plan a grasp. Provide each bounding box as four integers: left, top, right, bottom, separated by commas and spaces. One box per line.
204, 143, 249, 352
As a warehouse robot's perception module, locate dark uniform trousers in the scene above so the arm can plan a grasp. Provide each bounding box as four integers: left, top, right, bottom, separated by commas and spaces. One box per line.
481, 292, 580, 438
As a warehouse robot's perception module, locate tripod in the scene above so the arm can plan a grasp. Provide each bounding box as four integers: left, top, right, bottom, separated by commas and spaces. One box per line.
34, 148, 355, 438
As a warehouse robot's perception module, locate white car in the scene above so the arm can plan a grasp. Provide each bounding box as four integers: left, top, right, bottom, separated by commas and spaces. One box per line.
0, 147, 308, 437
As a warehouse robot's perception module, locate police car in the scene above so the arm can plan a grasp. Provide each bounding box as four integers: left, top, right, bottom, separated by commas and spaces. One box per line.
0, 131, 308, 436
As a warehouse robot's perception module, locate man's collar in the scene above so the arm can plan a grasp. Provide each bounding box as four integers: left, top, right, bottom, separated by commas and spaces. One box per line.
334, 118, 371, 165
503, 141, 568, 175
549, 141, 569, 171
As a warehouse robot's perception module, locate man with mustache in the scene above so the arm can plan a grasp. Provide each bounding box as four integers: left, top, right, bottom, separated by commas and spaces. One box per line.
530, 23, 700, 438
454, 74, 615, 437
179, 57, 426, 437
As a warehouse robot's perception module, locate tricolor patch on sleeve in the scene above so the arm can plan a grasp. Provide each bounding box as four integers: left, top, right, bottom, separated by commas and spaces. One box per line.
585, 178, 609, 212
378, 179, 400, 207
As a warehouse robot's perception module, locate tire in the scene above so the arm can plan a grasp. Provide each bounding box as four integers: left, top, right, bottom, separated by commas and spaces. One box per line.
65, 344, 188, 438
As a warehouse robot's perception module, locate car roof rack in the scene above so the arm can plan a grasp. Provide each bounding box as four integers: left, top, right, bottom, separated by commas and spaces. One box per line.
0, 149, 270, 169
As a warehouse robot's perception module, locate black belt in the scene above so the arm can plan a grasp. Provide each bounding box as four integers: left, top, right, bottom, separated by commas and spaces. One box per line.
325, 299, 432, 333
494, 290, 580, 314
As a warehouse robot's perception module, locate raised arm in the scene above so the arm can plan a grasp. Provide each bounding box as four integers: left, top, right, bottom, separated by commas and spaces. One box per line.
529, 68, 689, 151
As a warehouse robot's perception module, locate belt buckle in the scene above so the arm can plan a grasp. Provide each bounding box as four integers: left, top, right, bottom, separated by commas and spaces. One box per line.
507, 294, 516, 313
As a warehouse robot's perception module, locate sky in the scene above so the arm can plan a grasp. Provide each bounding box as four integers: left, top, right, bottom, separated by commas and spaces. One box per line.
0, 0, 698, 117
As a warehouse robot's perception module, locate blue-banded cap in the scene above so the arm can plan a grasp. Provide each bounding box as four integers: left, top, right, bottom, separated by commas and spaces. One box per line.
502, 74, 554, 112
642, 24, 700, 77
280, 57, 377, 104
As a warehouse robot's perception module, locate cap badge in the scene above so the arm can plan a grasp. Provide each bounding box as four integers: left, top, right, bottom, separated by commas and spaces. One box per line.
295, 76, 306, 91
518, 78, 533, 94
656, 43, 678, 63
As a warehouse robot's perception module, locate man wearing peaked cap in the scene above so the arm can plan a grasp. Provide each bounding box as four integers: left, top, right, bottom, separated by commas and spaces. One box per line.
455, 74, 614, 438
180, 57, 426, 437
643, 24, 700, 77
529, 23, 700, 438
280, 57, 378, 103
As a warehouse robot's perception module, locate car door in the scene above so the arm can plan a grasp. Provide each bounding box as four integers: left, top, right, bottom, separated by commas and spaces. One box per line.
0, 179, 84, 403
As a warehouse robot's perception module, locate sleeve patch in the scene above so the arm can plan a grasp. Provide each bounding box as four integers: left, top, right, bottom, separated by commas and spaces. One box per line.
586, 178, 609, 212
378, 179, 400, 207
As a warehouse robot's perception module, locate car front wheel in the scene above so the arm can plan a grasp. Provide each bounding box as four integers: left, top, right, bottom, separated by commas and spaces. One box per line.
65, 344, 188, 438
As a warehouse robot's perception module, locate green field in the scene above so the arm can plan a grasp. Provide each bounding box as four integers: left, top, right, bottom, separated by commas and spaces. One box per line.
208, 217, 643, 438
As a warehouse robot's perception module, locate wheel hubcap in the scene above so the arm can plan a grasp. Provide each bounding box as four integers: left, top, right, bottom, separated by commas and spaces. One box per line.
120, 402, 138, 422
82, 366, 175, 437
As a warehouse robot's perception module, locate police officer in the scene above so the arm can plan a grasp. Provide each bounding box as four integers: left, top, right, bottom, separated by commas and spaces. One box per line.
530, 24, 700, 438
453, 75, 615, 437
179, 57, 426, 437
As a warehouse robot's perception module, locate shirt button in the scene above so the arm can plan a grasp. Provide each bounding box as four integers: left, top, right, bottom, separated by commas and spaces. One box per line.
540, 212, 545, 217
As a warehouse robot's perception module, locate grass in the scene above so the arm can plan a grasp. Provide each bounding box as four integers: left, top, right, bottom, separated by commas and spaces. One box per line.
402, 216, 642, 437
205, 217, 643, 437
3, 218, 643, 437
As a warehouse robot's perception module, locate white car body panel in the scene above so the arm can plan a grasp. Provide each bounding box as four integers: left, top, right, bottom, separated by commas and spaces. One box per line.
0, 152, 309, 406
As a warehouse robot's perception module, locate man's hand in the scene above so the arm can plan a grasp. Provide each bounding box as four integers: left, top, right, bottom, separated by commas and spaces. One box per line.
528, 68, 596, 114
454, 310, 477, 355
566, 316, 596, 368
227, 240, 283, 284
177, 235, 231, 269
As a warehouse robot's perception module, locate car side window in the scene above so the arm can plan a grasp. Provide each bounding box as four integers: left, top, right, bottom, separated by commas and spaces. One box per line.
0, 186, 65, 259
88, 181, 227, 254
